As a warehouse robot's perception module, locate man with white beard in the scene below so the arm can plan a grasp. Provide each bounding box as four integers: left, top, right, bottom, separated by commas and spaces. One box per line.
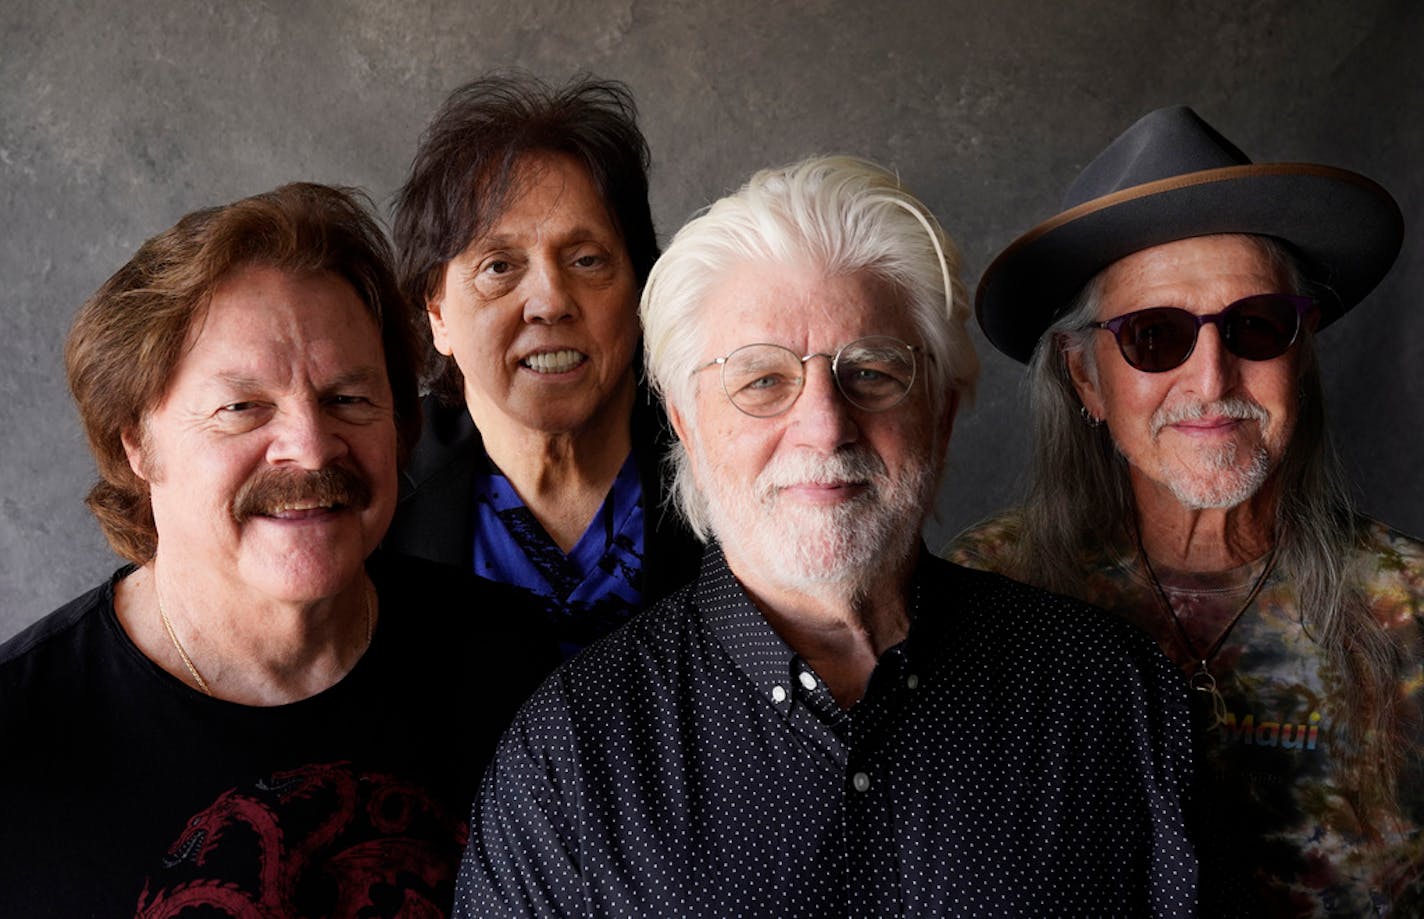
947, 106, 1424, 914
456, 156, 1198, 917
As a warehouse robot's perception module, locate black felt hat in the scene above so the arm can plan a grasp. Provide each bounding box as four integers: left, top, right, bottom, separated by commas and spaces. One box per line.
975, 105, 1404, 363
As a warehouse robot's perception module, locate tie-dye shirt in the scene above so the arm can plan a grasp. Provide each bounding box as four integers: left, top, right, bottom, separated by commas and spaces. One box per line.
945, 515, 1424, 918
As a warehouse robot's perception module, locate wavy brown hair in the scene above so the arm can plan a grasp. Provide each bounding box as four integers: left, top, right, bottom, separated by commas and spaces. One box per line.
65, 183, 422, 564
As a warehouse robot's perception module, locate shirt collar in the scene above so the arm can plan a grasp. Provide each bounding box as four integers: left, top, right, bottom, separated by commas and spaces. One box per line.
695, 543, 935, 708
695, 545, 797, 702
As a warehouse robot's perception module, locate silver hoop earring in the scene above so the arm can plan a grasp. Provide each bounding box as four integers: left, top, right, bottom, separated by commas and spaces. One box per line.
1080, 406, 1103, 428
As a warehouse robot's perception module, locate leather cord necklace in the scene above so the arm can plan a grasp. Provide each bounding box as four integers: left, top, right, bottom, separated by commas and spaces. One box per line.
156, 581, 375, 698
1135, 532, 1279, 728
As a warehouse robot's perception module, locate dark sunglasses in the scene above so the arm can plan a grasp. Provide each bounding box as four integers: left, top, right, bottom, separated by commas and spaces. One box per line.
1089, 294, 1314, 373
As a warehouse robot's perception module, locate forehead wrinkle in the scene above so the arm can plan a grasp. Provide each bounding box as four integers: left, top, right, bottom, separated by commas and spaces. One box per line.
476, 222, 609, 252
1099, 238, 1287, 319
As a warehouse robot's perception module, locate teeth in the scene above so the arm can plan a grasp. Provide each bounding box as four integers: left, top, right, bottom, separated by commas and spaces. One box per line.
270, 501, 330, 514
522, 349, 585, 374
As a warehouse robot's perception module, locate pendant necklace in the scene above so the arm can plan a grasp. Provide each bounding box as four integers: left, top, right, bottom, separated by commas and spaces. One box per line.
1135, 533, 1278, 729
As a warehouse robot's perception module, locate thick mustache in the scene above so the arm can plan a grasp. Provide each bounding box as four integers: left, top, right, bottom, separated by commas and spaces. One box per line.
231, 467, 372, 523
1150, 397, 1270, 437
756, 448, 887, 498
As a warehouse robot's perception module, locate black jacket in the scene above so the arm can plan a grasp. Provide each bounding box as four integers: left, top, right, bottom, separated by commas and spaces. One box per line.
384, 391, 704, 621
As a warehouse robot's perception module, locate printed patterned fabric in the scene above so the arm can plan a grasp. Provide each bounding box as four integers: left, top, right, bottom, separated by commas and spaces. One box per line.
946, 514, 1424, 917
470, 454, 644, 658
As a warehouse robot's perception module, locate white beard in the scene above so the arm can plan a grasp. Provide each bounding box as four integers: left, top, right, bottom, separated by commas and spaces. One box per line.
1141, 397, 1274, 510
1162, 439, 1271, 510
695, 443, 935, 594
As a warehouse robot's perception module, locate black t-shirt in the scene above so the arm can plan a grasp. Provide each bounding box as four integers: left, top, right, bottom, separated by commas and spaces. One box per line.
0, 552, 552, 917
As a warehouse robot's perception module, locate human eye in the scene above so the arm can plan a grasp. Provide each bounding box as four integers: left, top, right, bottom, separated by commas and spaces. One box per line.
840, 363, 906, 402
1124, 310, 1187, 348
211, 399, 271, 433
730, 371, 796, 413
742, 373, 790, 392
569, 243, 620, 277
325, 391, 386, 423
841, 342, 913, 386
469, 253, 523, 297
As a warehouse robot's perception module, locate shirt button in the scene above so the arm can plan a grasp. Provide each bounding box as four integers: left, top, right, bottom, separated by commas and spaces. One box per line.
906, 673, 919, 690
798, 671, 817, 691
852, 772, 871, 793
771, 685, 787, 704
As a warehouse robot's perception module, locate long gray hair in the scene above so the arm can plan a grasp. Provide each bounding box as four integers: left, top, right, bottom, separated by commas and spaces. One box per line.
1008, 235, 1412, 826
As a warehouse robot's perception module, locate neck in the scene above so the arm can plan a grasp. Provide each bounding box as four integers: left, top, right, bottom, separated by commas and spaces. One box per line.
728, 549, 916, 709
471, 377, 636, 552
115, 561, 375, 706
1131, 474, 1278, 572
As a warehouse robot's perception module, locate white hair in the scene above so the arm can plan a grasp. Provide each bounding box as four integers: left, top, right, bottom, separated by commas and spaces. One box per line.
639, 155, 979, 538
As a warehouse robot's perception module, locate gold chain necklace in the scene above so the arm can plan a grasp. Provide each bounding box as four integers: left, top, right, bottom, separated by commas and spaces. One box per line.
1135, 534, 1278, 729
156, 580, 375, 697
158, 593, 212, 696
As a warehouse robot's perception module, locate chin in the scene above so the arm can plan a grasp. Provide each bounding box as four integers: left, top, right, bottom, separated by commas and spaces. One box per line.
729, 505, 920, 595
241, 538, 371, 604
1161, 445, 1272, 511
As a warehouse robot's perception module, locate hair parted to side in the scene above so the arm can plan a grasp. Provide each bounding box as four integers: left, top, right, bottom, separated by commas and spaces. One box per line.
65, 182, 423, 564
1007, 233, 1412, 832
392, 71, 657, 404
639, 155, 979, 539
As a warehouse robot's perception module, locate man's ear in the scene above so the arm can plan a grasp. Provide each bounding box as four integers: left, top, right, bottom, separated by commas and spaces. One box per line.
427, 295, 454, 358
667, 401, 692, 450
1064, 338, 1106, 422
426, 272, 455, 358
121, 426, 149, 482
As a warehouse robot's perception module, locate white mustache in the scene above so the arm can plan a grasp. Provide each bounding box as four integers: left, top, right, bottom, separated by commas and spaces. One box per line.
755, 449, 887, 499
1150, 397, 1270, 437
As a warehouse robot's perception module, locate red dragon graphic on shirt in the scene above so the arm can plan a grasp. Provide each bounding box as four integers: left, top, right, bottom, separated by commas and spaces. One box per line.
134, 761, 468, 918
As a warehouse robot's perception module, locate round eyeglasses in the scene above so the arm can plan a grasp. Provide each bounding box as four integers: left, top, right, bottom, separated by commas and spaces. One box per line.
695, 335, 920, 418
1089, 293, 1314, 373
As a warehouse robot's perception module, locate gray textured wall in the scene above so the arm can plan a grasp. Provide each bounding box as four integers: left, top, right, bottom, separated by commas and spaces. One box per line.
3, 0, 1420, 640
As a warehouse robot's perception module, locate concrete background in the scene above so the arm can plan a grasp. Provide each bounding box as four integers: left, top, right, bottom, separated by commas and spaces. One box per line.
2, 0, 1420, 640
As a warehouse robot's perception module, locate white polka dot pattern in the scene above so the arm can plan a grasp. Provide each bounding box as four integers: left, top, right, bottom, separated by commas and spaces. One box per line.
456, 549, 1198, 917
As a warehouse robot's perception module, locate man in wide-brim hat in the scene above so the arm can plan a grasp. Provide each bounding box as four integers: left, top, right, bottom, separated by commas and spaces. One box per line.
946, 105, 1424, 914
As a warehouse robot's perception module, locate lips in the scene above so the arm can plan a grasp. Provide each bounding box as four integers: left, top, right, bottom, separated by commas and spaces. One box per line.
1170, 416, 1240, 433
521, 349, 587, 374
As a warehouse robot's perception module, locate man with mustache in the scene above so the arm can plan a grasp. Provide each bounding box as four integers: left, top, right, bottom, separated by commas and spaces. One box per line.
0, 184, 549, 915
456, 157, 1197, 917
947, 106, 1424, 914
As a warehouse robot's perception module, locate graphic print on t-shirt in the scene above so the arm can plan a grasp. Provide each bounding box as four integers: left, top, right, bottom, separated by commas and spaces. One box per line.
135, 761, 466, 917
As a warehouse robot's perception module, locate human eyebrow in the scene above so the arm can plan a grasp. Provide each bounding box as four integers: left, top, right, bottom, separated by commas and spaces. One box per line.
323, 367, 385, 393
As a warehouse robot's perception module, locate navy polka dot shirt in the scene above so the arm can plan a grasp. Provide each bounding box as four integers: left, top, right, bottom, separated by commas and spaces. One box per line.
457, 548, 1197, 917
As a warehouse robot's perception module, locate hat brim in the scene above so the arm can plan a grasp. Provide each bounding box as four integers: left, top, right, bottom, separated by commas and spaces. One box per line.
976, 163, 1404, 363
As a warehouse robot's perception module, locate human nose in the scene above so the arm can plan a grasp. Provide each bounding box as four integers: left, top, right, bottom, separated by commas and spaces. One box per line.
1180, 320, 1239, 401
522, 258, 578, 325
786, 357, 859, 450
266, 402, 348, 469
